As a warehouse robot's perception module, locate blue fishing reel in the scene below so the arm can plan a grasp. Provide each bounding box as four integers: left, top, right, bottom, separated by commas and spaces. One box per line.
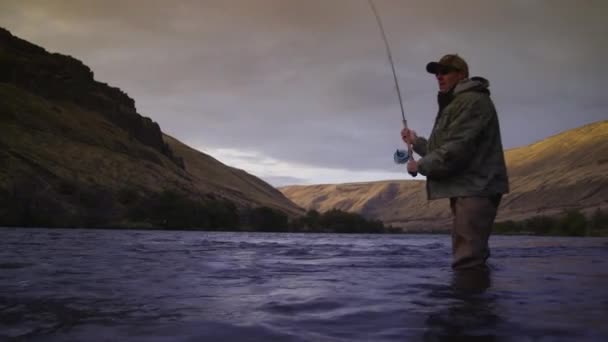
393, 149, 410, 164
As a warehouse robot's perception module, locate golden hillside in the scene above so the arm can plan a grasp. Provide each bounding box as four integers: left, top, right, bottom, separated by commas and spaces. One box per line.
280, 120, 608, 230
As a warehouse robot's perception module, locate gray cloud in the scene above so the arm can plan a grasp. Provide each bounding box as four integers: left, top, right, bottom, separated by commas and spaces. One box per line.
1, 0, 607, 180
263, 176, 310, 188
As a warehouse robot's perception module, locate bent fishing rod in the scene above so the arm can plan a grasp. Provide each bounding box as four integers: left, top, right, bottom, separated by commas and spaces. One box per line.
368, 0, 417, 177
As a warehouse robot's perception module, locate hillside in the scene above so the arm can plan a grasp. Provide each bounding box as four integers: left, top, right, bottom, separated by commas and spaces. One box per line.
280, 120, 608, 230
0, 27, 302, 228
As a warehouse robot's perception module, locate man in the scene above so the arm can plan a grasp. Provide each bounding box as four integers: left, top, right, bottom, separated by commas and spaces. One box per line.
402, 54, 509, 271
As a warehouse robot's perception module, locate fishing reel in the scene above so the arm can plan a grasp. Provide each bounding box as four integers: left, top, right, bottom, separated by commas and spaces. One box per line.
394, 149, 418, 177
393, 149, 410, 164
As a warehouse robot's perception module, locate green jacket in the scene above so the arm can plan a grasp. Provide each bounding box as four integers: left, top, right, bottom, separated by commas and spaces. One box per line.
413, 77, 509, 200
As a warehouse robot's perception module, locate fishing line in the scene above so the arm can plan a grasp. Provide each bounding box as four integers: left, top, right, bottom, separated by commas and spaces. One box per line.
368, 0, 406, 124
368, 0, 417, 175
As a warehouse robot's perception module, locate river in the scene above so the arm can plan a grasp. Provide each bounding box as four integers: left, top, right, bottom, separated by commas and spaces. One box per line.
1, 228, 607, 341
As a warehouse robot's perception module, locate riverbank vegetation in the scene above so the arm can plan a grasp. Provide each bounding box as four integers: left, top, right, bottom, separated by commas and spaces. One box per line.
493, 208, 608, 237
289, 209, 386, 233
0, 188, 388, 233
2, 184, 605, 236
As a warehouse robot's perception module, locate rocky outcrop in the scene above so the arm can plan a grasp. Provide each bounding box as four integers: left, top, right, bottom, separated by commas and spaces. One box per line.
0, 27, 304, 228
0, 27, 183, 168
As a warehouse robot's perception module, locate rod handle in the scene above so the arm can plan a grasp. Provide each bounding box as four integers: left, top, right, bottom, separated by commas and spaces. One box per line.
403, 121, 417, 177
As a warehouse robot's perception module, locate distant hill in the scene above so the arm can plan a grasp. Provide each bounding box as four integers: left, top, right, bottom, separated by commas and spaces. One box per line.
0, 27, 303, 228
280, 120, 608, 231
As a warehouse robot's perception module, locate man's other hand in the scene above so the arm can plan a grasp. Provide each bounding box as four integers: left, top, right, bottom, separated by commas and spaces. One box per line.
407, 159, 418, 174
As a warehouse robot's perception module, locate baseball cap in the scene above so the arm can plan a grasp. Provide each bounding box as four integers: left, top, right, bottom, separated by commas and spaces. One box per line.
426, 54, 469, 77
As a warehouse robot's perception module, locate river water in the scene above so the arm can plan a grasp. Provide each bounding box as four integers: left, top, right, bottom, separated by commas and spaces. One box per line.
1, 228, 607, 341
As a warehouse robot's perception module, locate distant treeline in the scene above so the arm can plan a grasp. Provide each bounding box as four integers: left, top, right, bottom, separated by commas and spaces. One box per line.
493, 208, 608, 237
125, 190, 388, 233
0, 185, 387, 233
290, 209, 387, 233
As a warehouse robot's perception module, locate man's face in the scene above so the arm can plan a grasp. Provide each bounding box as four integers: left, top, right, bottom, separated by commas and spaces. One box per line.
435, 67, 466, 93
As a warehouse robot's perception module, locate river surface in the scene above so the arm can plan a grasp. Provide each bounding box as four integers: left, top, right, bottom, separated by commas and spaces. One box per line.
1, 228, 607, 341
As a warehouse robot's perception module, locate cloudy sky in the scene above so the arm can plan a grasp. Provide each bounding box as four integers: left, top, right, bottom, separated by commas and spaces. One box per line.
2, 0, 606, 186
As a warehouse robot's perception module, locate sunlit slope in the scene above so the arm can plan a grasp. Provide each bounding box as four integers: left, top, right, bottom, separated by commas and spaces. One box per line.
281, 121, 608, 230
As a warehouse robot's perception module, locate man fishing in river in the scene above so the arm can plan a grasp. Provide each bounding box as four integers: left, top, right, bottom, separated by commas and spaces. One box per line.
402, 54, 510, 271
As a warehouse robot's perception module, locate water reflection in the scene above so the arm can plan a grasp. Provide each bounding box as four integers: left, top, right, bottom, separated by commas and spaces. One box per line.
424, 268, 500, 341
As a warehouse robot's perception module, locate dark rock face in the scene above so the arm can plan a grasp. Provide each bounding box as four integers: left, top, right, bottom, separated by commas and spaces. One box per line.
0, 27, 183, 168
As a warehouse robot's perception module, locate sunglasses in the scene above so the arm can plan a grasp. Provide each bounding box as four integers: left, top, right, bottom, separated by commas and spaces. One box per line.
435, 67, 458, 76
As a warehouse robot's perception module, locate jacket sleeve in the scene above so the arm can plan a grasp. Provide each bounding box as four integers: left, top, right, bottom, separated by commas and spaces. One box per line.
417, 96, 492, 179
412, 136, 428, 157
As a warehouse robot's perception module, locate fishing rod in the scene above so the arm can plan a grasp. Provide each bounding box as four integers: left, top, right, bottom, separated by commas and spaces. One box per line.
368, 0, 417, 177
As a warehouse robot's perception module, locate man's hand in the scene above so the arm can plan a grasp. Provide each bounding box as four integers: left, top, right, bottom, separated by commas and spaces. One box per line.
400, 128, 418, 145
407, 159, 418, 174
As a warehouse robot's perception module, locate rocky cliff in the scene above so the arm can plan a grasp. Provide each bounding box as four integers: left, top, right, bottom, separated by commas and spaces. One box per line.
0, 27, 303, 228
0, 27, 182, 168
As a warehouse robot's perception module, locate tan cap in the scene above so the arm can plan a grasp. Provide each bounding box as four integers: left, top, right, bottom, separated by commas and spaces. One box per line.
426, 54, 469, 77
